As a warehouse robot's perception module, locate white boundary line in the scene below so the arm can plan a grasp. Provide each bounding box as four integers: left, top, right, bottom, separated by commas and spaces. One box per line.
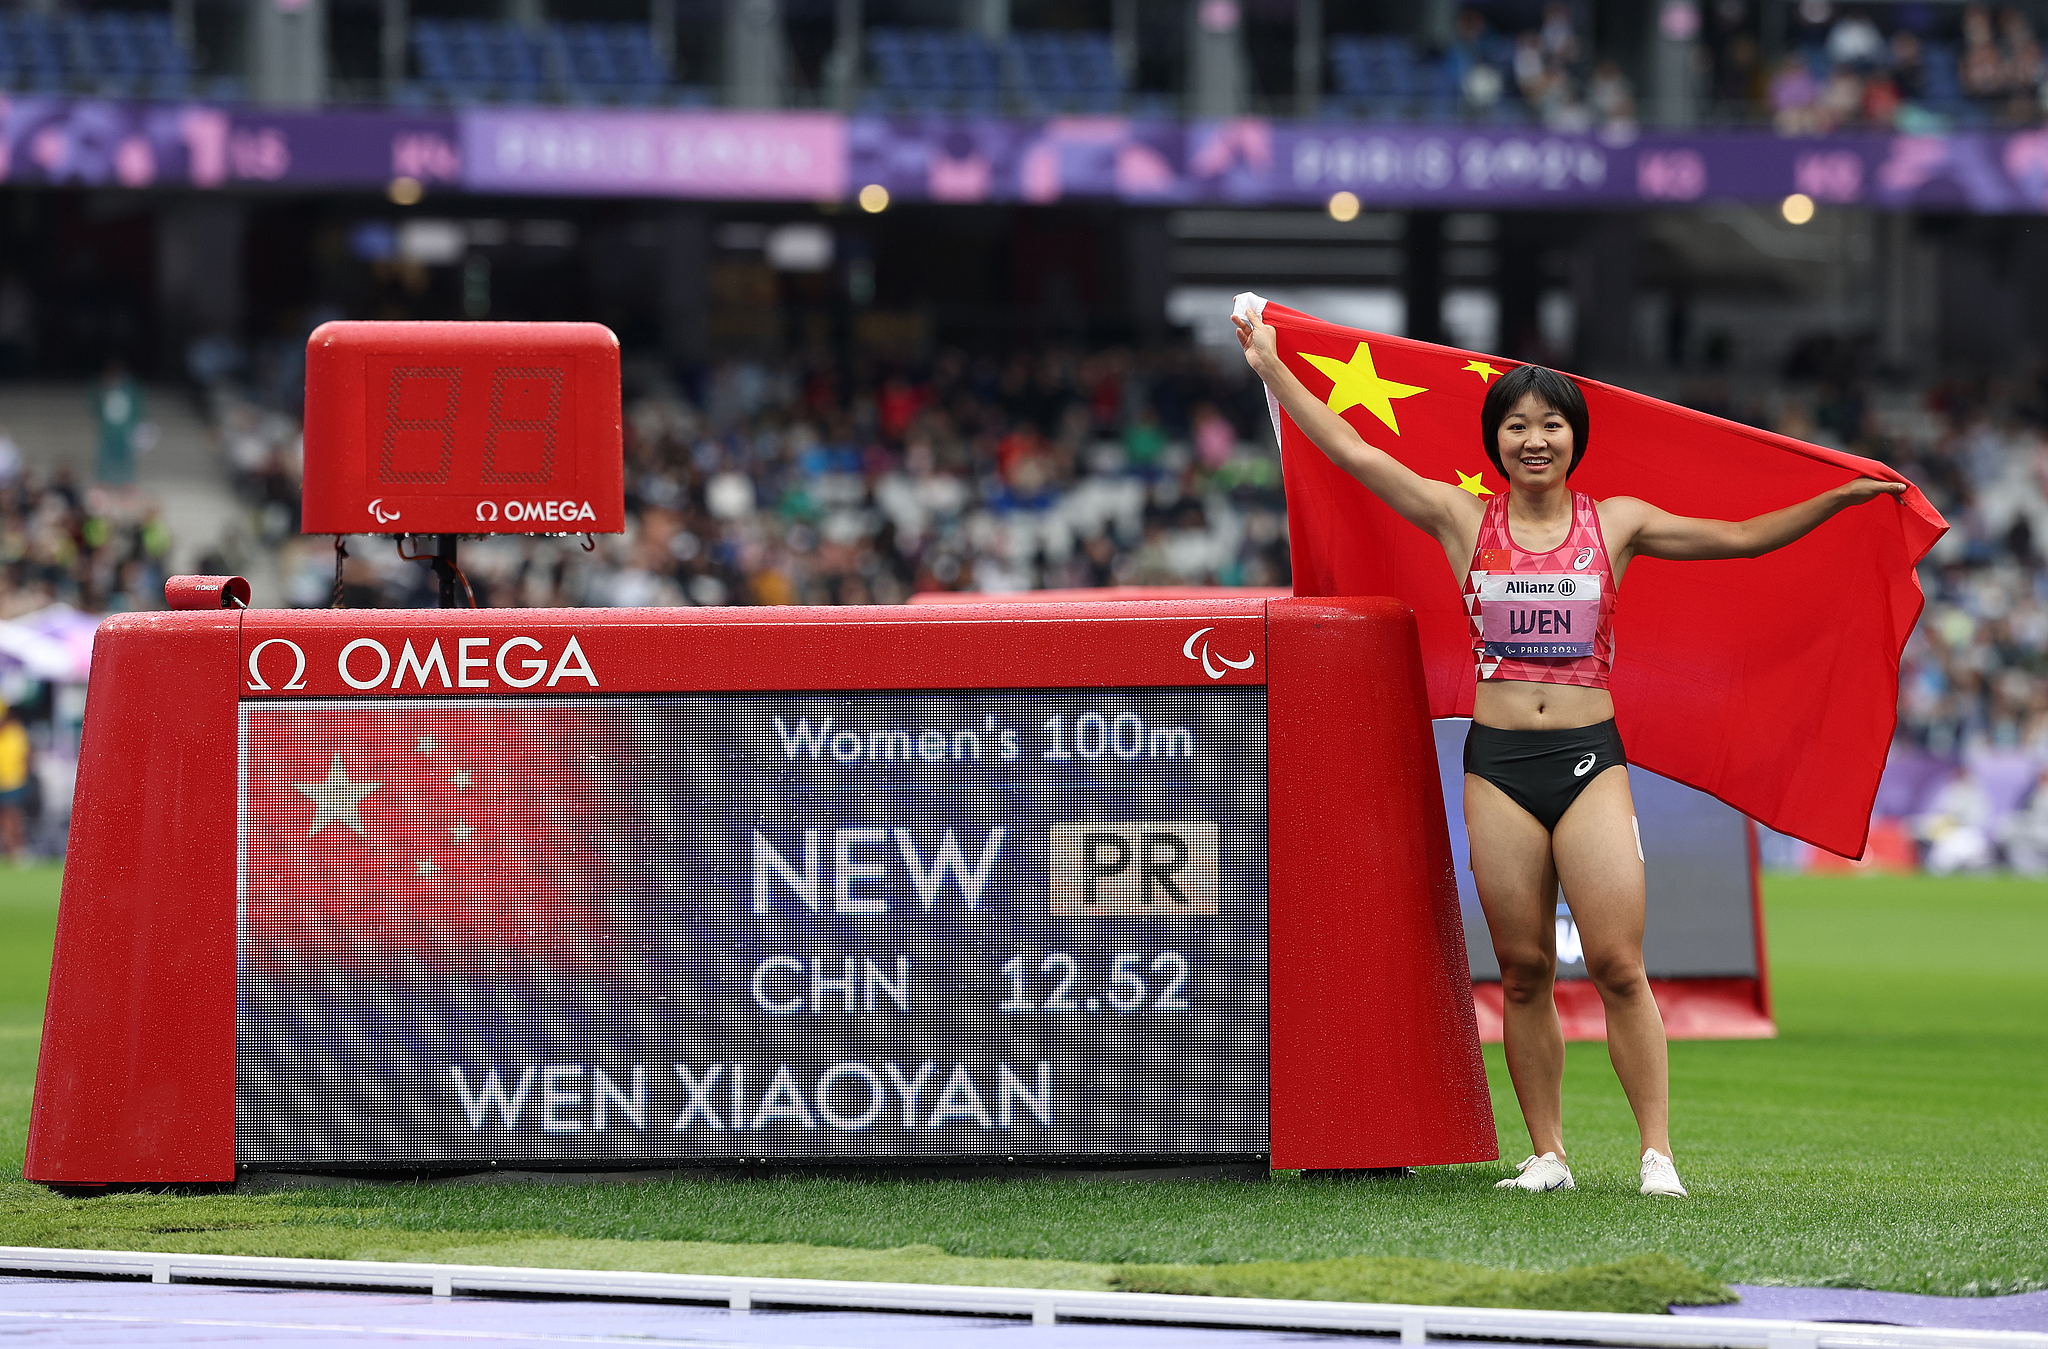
0, 1247, 2040, 1349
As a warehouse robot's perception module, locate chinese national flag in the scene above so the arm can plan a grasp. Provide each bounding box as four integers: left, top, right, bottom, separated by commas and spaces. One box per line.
242, 704, 626, 974
1248, 296, 1947, 859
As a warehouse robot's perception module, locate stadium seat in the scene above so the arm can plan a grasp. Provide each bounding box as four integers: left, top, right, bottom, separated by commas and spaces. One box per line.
544, 22, 671, 106
0, 9, 199, 99
1004, 30, 1123, 114
865, 27, 1009, 114
1329, 34, 1456, 122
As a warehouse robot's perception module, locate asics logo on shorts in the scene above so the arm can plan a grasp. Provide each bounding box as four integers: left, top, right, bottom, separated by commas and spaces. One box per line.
1573, 752, 1597, 777
1573, 547, 1595, 571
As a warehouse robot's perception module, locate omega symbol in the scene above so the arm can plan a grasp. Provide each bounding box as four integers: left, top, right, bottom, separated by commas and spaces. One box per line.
1182, 627, 1256, 681
246, 638, 308, 691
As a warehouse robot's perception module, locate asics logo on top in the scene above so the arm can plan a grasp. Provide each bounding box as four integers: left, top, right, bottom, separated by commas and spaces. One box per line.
1573, 547, 1595, 571
1573, 752, 1597, 777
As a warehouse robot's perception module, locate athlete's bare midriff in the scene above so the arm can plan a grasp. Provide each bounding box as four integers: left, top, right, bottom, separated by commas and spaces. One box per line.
1472, 677, 1615, 731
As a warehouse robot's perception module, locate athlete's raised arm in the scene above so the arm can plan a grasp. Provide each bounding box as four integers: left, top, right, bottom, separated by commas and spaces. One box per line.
1234, 310, 1476, 547
1606, 477, 1909, 563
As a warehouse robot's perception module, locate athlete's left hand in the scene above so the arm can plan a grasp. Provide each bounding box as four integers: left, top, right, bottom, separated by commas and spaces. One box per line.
1836, 477, 1910, 505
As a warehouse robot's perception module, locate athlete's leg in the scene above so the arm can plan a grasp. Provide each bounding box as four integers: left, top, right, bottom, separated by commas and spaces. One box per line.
1550, 766, 1670, 1157
1465, 772, 1566, 1160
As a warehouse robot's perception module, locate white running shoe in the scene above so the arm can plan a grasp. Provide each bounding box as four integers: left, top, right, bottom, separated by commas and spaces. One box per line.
1495, 1152, 1575, 1192
1639, 1148, 1688, 1197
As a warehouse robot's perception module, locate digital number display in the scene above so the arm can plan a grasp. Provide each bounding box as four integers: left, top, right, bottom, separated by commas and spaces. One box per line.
235, 690, 1269, 1167
300, 321, 623, 536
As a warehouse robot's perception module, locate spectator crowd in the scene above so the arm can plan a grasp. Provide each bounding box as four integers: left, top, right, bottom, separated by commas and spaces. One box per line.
237, 345, 1292, 614
1371, 2, 2048, 135
18, 334, 2048, 873
1747, 2, 2048, 131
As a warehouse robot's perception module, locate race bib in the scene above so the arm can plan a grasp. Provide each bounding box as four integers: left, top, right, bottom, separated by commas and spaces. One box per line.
1478, 572, 1601, 658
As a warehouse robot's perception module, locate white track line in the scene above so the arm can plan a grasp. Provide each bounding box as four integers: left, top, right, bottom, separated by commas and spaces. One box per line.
0, 1309, 825, 1348
0, 1246, 2041, 1349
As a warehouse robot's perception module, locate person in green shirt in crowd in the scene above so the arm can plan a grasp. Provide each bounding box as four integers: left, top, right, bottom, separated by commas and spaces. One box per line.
1122, 404, 1166, 472
93, 359, 144, 487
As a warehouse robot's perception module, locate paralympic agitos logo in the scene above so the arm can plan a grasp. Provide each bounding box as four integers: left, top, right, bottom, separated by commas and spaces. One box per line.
246, 635, 599, 692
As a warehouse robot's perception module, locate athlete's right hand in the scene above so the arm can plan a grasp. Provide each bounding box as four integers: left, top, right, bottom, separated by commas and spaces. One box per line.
1233, 312, 1278, 374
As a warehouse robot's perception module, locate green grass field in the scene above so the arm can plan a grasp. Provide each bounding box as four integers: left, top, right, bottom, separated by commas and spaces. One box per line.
0, 866, 2040, 1309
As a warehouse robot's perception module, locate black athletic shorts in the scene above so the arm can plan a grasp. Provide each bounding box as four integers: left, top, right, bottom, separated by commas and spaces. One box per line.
1463, 718, 1626, 832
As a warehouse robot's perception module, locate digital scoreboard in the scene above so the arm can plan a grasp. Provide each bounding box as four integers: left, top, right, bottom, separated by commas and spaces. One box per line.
300, 321, 624, 537
240, 688, 1266, 1165
29, 600, 1495, 1184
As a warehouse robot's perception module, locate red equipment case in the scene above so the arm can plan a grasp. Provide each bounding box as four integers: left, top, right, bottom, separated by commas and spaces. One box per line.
28, 597, 1496, 1186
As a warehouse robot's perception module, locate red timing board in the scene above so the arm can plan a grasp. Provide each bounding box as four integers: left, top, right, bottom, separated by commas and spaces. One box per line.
27, 598, 1495, 1185
300, 321, 624, 537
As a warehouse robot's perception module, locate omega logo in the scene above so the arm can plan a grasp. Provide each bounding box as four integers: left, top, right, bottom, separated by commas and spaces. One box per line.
336, 635, 599, 691
475, 499, 597, 523
246, 639, 308, 691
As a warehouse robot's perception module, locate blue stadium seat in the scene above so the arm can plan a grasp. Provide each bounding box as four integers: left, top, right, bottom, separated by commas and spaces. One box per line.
867, 27, 1006, 113
1005, 29, 1122, 115
544, 23, 669, 105
3, 13, 69, 93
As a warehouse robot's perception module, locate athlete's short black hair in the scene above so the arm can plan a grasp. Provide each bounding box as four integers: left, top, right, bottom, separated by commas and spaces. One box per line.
1481, 365, 1589, 477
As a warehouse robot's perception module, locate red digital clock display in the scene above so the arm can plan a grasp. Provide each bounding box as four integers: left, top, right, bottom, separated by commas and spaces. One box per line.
301, 321, 624, 537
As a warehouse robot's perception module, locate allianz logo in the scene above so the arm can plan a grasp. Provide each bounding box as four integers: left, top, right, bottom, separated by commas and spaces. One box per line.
246, 635, 598, 692
1501, 578, 1576, 597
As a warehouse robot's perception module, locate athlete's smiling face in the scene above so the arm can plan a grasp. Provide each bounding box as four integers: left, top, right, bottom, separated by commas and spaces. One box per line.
1498, 392, 1574, 490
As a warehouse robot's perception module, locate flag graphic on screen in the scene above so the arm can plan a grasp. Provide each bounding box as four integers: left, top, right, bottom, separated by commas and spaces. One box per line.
1243, 294, 1947, 858
241, 702, 624, 973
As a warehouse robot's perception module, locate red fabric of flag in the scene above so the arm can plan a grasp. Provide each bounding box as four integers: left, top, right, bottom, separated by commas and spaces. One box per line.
1254, 298, 1947, 858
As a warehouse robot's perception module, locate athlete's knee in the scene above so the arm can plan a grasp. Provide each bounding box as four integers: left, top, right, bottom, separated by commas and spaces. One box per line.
1584, 947, 1648, 999
1495, 949, 1556, 1003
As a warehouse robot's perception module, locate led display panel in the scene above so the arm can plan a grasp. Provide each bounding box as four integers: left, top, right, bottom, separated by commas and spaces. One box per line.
237, 690, 1269, 1167
299, 321, 625, 537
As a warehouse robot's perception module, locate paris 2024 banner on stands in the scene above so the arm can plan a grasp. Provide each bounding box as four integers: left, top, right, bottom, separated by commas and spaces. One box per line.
1240, 293, 1947, 860
12, 95, 2048, 213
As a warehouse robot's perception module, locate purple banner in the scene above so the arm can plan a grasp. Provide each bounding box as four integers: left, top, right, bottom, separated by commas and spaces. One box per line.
0, 96, 458, 190
462, 109, 846, 199
1, 94, 2047, 212
852, 116, 1904, 211
847, 115, 1189, 203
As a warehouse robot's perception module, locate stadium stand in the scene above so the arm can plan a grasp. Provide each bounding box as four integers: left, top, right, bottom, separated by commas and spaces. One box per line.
863, 27, 1124, 117
404, 18, 692, 108
1325, 36, 1462, 124
0, 9, 196, 100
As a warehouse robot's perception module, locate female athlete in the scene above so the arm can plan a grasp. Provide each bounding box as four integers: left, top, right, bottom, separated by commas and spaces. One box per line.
1235, 309, 1904, 1197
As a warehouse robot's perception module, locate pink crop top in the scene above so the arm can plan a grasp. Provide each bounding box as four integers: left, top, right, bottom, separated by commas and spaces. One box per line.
1463, 490, 1615, 690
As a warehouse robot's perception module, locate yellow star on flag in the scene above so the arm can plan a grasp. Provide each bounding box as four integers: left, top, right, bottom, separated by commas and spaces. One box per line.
1301, 342, 1428, 435
1463, 360, 1505, 384
293, 754, 379, 838
1456, 469, 1494, 497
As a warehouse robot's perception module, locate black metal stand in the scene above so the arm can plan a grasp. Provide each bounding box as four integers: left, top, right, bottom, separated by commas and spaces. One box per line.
430, 534, 460, 608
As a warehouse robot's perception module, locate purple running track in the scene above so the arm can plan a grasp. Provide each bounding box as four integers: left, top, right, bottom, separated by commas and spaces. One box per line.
1673, 1285, 2048, 1332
